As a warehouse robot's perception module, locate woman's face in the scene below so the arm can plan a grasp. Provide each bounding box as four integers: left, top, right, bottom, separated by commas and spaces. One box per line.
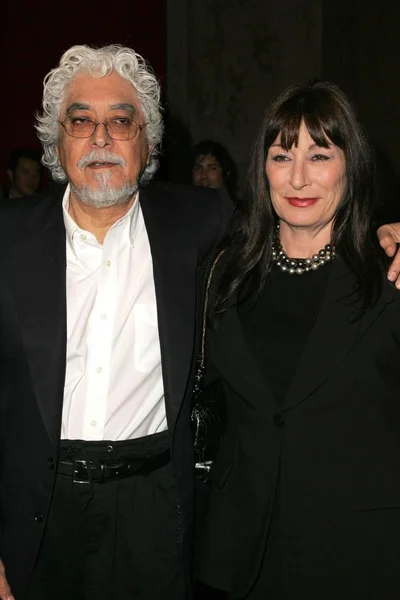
266, 121, 347, 235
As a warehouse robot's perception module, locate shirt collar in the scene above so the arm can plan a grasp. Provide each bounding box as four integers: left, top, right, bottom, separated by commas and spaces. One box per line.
62, 185, 79, 252
62, 184, 142, 256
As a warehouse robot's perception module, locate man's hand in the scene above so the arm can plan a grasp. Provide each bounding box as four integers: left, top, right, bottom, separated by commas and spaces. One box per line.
377, 223, 400, 288
0, 560, 14, 600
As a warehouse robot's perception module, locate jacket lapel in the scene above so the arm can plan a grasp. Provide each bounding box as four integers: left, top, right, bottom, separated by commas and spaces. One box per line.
209, 294, 278, 411
283, 259, 395, 411
5, 197, 67, 446
139, 186, 199, 429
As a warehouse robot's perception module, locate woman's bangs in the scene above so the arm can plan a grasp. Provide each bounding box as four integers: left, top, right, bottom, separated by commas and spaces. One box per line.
277, 97, 343, 150
277, 112, 303, 151
305, 109, 347, 149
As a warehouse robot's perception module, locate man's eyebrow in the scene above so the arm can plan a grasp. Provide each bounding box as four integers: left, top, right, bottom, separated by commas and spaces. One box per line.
65, 103, 138, 118
65, 103, 91, 117
109, 103, 137, 117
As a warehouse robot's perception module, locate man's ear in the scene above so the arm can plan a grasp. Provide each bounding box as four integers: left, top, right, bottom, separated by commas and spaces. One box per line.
6, 169, 13, 184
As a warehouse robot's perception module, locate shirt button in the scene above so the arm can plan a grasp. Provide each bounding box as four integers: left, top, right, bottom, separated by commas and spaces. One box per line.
96, 367, 103, 373
48, 457, 55, 470
91, 420, 97, 427
100, 314, 107, 321
105, 260, 111, 267
34, 512, 44, 523
273, 414, 285, 428
80, 234, 87, 240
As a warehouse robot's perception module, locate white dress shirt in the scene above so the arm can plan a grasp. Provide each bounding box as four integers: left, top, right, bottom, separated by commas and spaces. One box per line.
61, 185, 166, 441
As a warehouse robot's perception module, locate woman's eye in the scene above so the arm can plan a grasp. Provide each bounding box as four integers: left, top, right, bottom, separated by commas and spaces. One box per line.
271, 154, 290, 163
311, 154, 330, 161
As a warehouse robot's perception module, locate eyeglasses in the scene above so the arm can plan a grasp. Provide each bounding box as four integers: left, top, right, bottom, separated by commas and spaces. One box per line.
59, 117, 146, 140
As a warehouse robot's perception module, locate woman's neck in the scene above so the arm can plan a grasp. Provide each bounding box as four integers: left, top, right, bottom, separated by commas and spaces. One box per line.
278, 222, 332, 258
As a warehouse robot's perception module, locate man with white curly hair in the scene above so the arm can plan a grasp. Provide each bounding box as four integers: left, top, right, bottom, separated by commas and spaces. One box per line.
0, 44, 232, 600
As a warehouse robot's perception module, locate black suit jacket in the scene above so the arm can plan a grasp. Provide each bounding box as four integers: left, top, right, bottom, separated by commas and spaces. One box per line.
197, 259, 400, 599
0, 180, 232, 598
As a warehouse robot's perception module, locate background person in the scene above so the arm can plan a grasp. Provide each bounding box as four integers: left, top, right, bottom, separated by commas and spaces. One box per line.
191, 139, 238, 204
6, 147, 42, 198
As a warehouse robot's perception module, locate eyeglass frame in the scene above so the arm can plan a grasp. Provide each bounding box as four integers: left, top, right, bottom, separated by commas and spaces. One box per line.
59, 117, 147, 141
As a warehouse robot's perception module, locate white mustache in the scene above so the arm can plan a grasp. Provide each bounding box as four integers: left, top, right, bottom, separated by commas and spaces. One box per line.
77, 150, 126, 169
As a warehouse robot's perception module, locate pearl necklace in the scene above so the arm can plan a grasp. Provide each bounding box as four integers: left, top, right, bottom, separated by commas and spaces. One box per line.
272, 226, 336, 275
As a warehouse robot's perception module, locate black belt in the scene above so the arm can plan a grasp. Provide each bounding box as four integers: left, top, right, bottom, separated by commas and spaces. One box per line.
57, 449, 170, 484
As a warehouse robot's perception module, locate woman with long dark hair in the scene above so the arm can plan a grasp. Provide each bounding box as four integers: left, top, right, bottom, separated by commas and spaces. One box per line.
196, 81, 400, 599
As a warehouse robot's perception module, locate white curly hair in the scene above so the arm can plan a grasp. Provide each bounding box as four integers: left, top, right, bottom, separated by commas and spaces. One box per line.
35, 44, 163, 183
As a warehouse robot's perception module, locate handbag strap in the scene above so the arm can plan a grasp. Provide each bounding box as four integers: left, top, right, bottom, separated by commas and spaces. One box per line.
192, 249, 226, 476
198, 249, 225, 373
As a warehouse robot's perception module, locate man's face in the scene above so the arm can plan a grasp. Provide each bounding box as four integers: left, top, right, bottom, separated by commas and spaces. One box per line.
57, 71, 152, 208
192, 154, 225, 189
8, 157, 41, 197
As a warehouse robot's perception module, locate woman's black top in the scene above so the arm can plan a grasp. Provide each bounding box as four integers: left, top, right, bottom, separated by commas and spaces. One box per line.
239, 263, 331, 405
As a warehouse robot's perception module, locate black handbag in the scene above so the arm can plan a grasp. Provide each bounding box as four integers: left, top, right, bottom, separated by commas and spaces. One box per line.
191, 251, 226, 482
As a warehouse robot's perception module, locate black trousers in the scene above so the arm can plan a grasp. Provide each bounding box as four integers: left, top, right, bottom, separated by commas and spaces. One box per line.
26, 431, 185, 600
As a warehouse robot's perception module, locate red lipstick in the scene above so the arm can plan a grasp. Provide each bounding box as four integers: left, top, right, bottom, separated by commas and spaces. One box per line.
286, 197, 319, 207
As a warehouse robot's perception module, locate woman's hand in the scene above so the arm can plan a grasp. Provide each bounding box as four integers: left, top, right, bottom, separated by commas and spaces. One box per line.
378, 223, 400, 288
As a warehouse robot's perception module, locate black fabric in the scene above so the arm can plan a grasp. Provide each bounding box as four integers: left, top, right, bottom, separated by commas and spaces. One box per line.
237, 484, 286, 600
195, 580, 227, 599
239, 265, 330, 405
27, 433, 183, 600
196, 259, 400, 600
235, 266, 330, 596
226, 266, 328, 597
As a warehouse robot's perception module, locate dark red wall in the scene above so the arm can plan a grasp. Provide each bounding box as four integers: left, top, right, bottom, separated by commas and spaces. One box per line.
1, 0, 166, 188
